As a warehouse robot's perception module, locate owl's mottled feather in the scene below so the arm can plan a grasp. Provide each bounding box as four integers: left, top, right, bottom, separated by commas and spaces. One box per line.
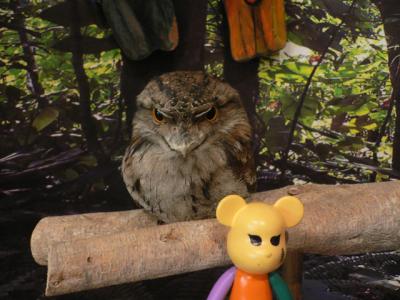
122, 71, 255, 223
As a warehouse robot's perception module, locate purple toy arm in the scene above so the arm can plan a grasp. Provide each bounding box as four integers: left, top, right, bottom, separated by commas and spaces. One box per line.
207, 266, 236, 300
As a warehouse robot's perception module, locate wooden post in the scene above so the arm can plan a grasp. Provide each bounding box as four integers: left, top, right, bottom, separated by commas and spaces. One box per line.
282, 251, 303, 300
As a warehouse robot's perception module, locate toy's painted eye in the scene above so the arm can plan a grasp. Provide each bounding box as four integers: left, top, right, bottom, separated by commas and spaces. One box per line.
152, 108, 164, 124
206, 106, 217, 121
248, 234, 262, 246
270, 234, 281, 246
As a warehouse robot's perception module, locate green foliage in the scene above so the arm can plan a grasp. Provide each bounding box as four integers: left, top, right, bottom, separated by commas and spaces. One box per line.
32, 107, 59, 131
257, 0, 393, 183
0, 0, 397, 197
0, 0, 123, 198
0, 0, 122, 156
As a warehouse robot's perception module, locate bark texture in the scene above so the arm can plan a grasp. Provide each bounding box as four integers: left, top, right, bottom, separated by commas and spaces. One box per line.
31, 210, 157, 265
31, 181, 400, 296
69, 0, 106, 162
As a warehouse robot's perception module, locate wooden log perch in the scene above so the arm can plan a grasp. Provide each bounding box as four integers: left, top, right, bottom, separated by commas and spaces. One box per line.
31, 181, 400, 296
31, 210, 158, 265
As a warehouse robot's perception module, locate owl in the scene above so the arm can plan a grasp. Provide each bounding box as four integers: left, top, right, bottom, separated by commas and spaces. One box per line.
122, 71, 255, 223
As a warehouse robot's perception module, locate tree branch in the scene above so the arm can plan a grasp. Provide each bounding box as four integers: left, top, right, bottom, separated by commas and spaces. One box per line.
373, 0, 400, 172
69, 0, 106, 163
11, 0, 47, 108
30, 181, 400, 296
280, 0, 357, 174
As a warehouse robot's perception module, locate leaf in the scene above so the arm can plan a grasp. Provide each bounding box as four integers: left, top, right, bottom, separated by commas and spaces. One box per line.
284, 61, 314, 78
79, 155, 98, 167
32, 107, 59, 131
337, 136, 364, 151
281, 95, 320, 126
64, 168, 79, 181
5, 85, 23, 102
315, 143, 334, 159
362, 123, 377, 131
353, 104, 370, 116
39, 1, 104, 27
52, 36, 117, 54
265, 116, 290, 154
287, 19, 342, 53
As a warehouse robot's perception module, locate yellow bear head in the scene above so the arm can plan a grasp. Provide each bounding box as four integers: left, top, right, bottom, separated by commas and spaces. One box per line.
216, 195, 304, 275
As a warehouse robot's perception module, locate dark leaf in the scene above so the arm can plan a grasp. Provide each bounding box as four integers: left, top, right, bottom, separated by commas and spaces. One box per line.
331, 113, 348, 132
39, 0, 102, 27
265, 116, 290, 154
314, 0, 349, 17
288, 20, 343, 53
52, 36, 117, 54
5, 86, 23, 102
8, 62, 27, 70
314, 143, 334, 159
32, 107, 59, 131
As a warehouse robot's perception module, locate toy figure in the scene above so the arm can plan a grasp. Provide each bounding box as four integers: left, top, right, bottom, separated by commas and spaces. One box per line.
207, 195, 304, 300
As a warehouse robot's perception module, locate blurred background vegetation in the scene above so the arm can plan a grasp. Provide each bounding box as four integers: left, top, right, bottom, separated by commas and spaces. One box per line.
1, 0, 399, 200
1, 0, 400, 299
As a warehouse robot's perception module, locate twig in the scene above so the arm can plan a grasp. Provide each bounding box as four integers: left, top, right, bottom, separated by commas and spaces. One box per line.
371, 73, 396, 173
69, 0, 107, 164
373, 0, 400, 172
373, 90, 396, 160
298, 123, 341, 139
110, 95, 124, 155
11, 0, 47, 108
378, 54, 400, 172
0, 148, 85, 184
280, 0, 358, 174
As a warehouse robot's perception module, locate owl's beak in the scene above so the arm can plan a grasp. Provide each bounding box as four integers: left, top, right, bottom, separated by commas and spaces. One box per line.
169, 140, 198, 158
166, 131, 206, 158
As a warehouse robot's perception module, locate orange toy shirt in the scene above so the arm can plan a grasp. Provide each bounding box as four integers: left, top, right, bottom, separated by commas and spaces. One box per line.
230, 269, 273, 300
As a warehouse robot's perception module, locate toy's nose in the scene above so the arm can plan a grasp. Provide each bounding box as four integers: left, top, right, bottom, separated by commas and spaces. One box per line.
265, 253, 272, 259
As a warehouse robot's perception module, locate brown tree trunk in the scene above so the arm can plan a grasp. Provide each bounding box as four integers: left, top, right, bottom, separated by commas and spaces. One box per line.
69, 0, 106, 162
221, 5, 261, 154
11, 0, 47, 108
373, 0, 400, 172
121, 0, 208, 136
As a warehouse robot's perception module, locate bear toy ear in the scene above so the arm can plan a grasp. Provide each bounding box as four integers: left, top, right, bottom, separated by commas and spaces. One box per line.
273, 196, 304, 228
216, 195, 247, 227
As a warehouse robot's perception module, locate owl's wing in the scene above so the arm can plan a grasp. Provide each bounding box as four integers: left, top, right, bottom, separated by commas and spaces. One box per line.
241, 151, 257, 192
228, 143, 257, 193
121, 135, 152, 210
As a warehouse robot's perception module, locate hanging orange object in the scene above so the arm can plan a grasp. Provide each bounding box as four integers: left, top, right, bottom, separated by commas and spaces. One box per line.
224, 0, 287, 62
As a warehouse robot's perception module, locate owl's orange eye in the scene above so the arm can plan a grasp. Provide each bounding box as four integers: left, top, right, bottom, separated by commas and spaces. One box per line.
206, 106, 217, 122
152, 108, 164, 124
